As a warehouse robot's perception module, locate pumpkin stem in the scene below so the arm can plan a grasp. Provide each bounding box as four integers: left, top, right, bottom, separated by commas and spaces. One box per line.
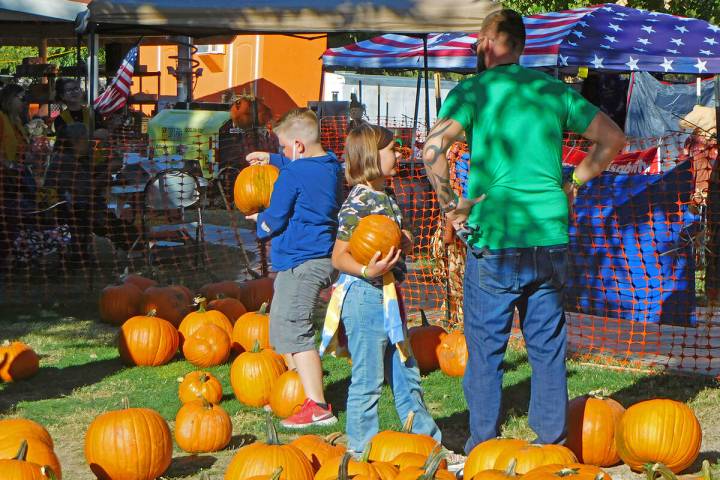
360, 442, 372, 463
194, 296, 208, 311
265, 412, 281, 445
419, 445, 445, 480
146, 309, 157, 317
251, 339, 262, 353
325, 432, 344, 446
40, 466, 58, 480
200, 372, 210, 383
402, 411, 416, 433
647, 463, 679, 480
419, 309, 430, 327
259, 302, 268, 314
338, 452, 353, 480
270, 467, 284, 480
592, 474, 605, 480
504, 458, 518, 477
13, 440, 28, 461
587, 389, 610, 399
201, 397, 213, 409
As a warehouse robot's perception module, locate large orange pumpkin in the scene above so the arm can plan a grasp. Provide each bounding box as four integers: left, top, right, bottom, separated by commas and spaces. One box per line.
368, 412, 440, 462
615, 399, 701, 473
465, 438, 529, 480
290, 434, 346, 472
201, 280, 243, 300
230, 340, 286, 407
494, 444, 578, 475
246, 467, 284, 480
470, 459, 518, 480
232, 302, 271, 353
141, 286, 189, 327
392, 452, 447, 471
225, 415, 313, 480
315, 450, 399, 480
269, 370, 306, 419
566, 394, 625, 467
0, 437, 62, 479
178, 371, 223, 404
209, 297, 247, 325
183, 323, 232, 367
175, 399, 232, 453
122, 274, 157, 292
348, 214, 402, 266
118, 313, 179, 366
0, 341, 39, 382
522, 463, 611, 480
393, 447, 453, 480
407, 310, 446, 374
0, 441, 56, 480
99, 283, 143, 325
238, 277, 275, 311
178, 297, 233, 344
436, 330, 468, 377
234, 164, 280, 215
0, 419, 54, 449
85, 405, 172, 480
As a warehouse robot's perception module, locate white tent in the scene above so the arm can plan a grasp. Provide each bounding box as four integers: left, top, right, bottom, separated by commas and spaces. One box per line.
0, 0, 88, 46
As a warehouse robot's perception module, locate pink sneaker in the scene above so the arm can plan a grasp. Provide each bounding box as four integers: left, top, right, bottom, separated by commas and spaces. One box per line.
280, 399, 338, 429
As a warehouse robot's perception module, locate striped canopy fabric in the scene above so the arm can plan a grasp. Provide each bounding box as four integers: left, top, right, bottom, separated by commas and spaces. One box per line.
323, 3, 720, 73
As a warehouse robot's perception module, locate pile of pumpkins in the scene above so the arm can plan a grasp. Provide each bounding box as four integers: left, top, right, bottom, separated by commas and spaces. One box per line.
408, 309, 467, 378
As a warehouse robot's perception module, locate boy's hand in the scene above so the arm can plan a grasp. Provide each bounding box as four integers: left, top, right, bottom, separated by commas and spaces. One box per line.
246, 213, 258, 222
246, 151, 270, 165
365, 246, 402, 278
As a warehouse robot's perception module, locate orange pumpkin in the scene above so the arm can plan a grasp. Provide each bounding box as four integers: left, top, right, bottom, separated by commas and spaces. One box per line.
615, 399, 701, 473
175, 399, 232, 453
465, 438, 529, 480
368, 412, 440, 462
470, 459, 518, 480
246, 467, 284, 480
348, 214, 402, 266
495, 444, 578, 475
0, 341, 39, 382
238, 277, 275, 311
209, 297, 247, 325
522, 463, 610, 480
171, 284, 194, 304
85, 405, 172, 480
178, 371, 223, 404
122, 274, 157, 292
392, 452, 447, 471
436, 330, 467, 377
201, 280, 244, 300
178, 297, 233, 344
118, 313, 179, 366
269, 370, 306, 418
290, 434, 346, 472
183, 323, 232, 367
225, 415, 313, 480
0, 437, 62, 479
315, 450, 399, 480
98, 283, 143, 325
232, 302, 271, 353
407, 310, 446, 374
141, 286, 189, 327
394, 447, 452, 480
230, 340, 286, 407
566, 394, 625, 467
234, 164, 280, 215
0, 419, 54, 449
0, 441, 56, 480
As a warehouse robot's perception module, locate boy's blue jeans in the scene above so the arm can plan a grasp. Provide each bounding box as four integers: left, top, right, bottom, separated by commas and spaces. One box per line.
463, 244, 569, 454
342, 280, 442, 453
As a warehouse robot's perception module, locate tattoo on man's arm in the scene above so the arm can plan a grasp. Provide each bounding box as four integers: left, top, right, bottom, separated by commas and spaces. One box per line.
423, 120, 465, 206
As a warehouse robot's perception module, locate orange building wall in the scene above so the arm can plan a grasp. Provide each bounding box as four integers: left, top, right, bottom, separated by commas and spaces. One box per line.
135, 35, 326, 120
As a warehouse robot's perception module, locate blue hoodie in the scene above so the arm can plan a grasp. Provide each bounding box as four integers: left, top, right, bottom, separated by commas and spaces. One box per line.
256, 152, 343, 271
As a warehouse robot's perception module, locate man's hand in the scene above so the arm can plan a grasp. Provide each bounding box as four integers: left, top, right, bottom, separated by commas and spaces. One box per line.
245, 213, 258, 222
365, 247, 402, 278
563, 182, 578, 218
246, 151, 270, 165
447, 195, 486, 231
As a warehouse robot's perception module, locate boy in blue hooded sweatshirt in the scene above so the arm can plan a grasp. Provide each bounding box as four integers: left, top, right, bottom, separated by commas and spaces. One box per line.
246, 107, 343, 428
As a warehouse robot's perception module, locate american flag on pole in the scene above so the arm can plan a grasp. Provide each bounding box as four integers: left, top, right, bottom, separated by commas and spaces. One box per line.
94, 45, 138, 114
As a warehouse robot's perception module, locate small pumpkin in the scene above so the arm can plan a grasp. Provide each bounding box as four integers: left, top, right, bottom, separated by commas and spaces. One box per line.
368, 412, 440, 462
269, 370, 306, 419
566, 393, 625, 467
183, 323, 232, 367
0, 341, 40, 382
122, 274, 157, 292
234, 164, 280, 215
470, 459, 518, 480
141, 286, 189, 327
179, 296, 233, 344
230, 340, 286, 407
225, 414, 313, 480
464, 438, 529, 480
407, 310, 447, 374
84, 402, 172, 480
200, 280, 243, 300
522, 463, 610, 480
99, 283, 143, 325
494, 444, 578, 475
394, 447, 453, 480
290, 433, 346, 472
392, 452, 447, 471
0, 437, 62, 479
238, 277, 275, 311
615, 399, 701, 473
232, 302, 271, 353
0, 419, 54, 449
0, 441, 56, 480
348, 214, 402, 266
209, 297, 247, 325
436, 330, 467, 377
178, 371, 223, 404
315, 449, 398, 480
175, 399, 232, 453
118, 312, 179, 366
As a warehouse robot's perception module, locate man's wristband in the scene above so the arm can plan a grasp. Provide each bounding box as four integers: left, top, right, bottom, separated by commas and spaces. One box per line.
571, 171, 584, 188
360, 266, 368, 278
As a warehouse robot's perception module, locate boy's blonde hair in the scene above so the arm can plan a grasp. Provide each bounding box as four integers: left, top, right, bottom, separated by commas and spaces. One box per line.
344, 123, 395, 185
274, 108, 320, 144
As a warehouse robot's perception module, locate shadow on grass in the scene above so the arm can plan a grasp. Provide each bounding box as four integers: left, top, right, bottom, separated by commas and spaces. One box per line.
324, 374, 351, 415
228, 433, 257, 449
0, 358, 123, 413
166, 454, 218, 477
609, 372, 718, 407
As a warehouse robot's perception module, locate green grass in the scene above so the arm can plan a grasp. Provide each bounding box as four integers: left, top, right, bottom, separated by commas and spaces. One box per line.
1, 305, 719, 479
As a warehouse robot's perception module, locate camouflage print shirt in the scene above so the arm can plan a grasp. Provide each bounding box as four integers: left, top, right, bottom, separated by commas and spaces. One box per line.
337, 184, 407, 283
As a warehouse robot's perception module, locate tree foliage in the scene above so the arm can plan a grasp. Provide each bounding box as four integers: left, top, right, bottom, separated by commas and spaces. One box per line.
0, 46, 104, 75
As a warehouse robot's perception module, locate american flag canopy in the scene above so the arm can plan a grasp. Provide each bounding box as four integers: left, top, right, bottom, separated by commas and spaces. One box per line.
322, 3, 720, 74
94, 45, 138, 115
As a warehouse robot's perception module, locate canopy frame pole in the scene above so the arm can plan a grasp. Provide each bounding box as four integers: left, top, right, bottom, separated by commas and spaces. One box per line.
86, 23, 98, 138
410, 72, 422, 177
423, 34, 430, 132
